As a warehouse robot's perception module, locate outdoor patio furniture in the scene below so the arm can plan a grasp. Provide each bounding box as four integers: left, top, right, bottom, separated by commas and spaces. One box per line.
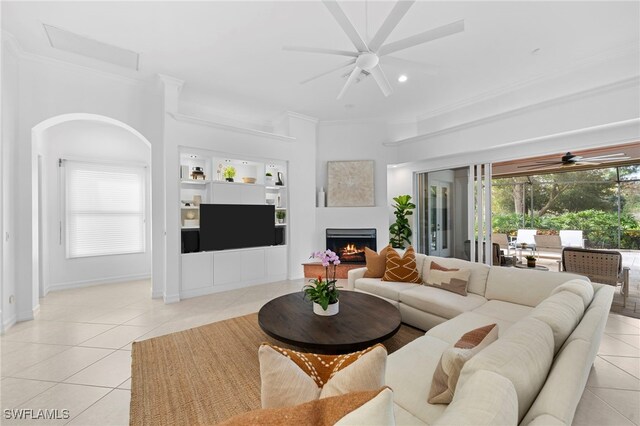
491, 233, 512, 255
534, 235, 563, 258
560, 230, 586, 248
511, 229, 538, 248
559, 247, 630, 307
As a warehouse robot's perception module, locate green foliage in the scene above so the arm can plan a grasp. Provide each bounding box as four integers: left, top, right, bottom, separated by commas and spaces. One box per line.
303, 278, 339, 310
275, 210, 286, 220
492, 210, 640, 249
389, 195, 416, 248
223, 166, 236, 179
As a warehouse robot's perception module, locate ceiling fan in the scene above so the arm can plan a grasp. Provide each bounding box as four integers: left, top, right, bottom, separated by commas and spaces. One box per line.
517, 152, 631, 170
284, 0, 464, 99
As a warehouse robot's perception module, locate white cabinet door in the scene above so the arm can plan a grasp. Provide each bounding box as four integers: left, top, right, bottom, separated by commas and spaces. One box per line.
241, 185, 266, 204
181, 252, 213, 292
213, 251, 242, 285
266, 246, 287, 278
241, 248, 266, 281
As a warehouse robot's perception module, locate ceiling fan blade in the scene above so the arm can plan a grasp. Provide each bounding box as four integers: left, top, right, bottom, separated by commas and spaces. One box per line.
583, 153, 629, 160
337, 66, 362, 100
593, 157, 631, 162
370, 65, 393, 97
300, 59, 357, 84
322, 0, 369, 52
573, 161, 601, 166
368, 0, 416, 52
283, 46, 358, 57
517, 162, 562, 169
380, 55, 439, 75
378, 19, 465, 56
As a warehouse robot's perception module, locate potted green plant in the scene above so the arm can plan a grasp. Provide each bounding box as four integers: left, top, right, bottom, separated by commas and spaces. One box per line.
265, 172, 275, 185
223, 166, 236, 182
389, 195, 416, 248
525, 255, 536, 267
275, 210, 286, 224
303, 250, 341, 316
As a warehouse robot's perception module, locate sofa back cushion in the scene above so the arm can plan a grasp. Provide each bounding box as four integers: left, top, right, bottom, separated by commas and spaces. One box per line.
458, 317, 555, 422
485, 267, 586, 307
528, 291, 585, 354
549, 279, 594, 309
433, 370, 518, 426
422, 257, 490, 296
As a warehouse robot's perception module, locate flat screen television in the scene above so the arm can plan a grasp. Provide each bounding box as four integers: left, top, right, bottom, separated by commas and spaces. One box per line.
200, 204, 276, 251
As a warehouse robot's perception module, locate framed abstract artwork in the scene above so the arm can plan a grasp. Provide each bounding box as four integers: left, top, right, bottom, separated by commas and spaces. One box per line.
327, 160, 374, 207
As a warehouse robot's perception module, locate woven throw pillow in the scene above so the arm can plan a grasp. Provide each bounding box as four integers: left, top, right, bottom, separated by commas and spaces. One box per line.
363, 245, 391, 278
424, 261, 471, 296
382, 246, 421, 283
428, 323, 498, 404
259, 343, 387, 408
219, 387, 394, 426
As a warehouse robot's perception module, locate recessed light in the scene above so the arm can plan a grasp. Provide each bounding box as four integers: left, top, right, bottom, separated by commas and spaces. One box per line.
398, 75, 408, 83
189, 155, 198, 159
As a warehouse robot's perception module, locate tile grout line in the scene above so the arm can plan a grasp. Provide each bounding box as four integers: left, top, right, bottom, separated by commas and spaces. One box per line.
584, 387, 639, 426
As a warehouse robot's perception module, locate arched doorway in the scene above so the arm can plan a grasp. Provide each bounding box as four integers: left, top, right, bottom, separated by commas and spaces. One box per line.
25, 114, 154, 318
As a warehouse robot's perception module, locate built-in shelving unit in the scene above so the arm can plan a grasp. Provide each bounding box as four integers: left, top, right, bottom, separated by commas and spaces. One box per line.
178, 149, 289, 298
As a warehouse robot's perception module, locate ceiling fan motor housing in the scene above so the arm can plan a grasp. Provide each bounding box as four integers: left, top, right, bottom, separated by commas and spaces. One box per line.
356, 53, 379, 71
562, 152, 577, 163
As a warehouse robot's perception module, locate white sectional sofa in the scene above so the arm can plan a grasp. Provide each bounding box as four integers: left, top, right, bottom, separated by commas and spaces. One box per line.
347, 253, 614, 426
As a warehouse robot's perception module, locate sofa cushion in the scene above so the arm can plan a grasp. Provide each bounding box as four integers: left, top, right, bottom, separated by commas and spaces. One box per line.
485, 267, 586, 307
335, 387, 396, 426
423, 257, 490, 296
393, 403, 427, 425
354, 278, 420, 302
550, 279, 594, 309
363, 245, 391, 278
399, 286, 487, 320
521, 339, 593, 426
457, 317, 555, 422
471, 300, 533, 323
424, 261, 471, 296
427, 312, 512, 345
385, 335, 450, 424
428, 324, 498, 404
383, 246, 421, 283
528, 291, 585, 354
259, 343, 386, 408
433, 370, 518, 426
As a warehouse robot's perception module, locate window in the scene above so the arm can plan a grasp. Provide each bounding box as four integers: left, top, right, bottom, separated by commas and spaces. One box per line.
65, 160, 146, 258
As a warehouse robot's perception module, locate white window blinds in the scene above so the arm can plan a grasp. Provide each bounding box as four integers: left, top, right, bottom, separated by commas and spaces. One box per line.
65, 160, 146, 258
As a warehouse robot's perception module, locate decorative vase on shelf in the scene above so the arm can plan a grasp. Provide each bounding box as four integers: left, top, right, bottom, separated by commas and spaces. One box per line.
313, 301, 339, 316
225, 178, 234, 182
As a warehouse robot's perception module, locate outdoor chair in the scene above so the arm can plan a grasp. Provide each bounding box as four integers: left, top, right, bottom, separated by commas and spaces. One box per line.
559, 247, 630, 307
511, 229, 538, 248
492, 233, 512, 255
534, 235, 562, 258
560, 230, 586, 248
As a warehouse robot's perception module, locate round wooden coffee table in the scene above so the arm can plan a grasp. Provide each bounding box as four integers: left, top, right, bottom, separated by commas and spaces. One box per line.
258, 291, 401, 354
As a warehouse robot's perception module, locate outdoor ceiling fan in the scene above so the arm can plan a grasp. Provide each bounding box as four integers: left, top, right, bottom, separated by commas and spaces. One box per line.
518, 152, 631, 170
284, 0, 464, 99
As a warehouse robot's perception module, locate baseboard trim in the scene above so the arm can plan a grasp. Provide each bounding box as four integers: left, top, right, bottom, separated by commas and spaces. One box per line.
180, 276, 290, 300
163, 293, 181, 304
151, 290, 163, 299
1, 314, 17, 333
47, 274, 152, 292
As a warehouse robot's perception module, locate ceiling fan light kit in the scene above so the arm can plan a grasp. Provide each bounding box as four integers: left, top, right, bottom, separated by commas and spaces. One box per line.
284, 0, 465, 100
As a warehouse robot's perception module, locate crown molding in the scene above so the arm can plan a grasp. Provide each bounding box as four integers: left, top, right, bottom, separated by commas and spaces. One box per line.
385, 76, 639, 147
167, 112, 295, 142
156, 74, 185, 93
2, 30, 143, 87
283, 111, 319, 125
416, 40, 640, 123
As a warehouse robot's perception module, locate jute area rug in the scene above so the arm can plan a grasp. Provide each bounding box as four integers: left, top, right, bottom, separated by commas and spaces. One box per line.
130, 313, 423, 425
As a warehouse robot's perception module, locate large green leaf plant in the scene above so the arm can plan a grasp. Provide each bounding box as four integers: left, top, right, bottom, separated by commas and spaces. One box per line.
389, 195, 416, 248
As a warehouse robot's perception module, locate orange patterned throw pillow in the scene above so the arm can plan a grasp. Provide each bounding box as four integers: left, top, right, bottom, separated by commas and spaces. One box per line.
382, 246, 421, 283
428, 323, 499, 404
259, 343, 387, 408
363, 245, 391, 278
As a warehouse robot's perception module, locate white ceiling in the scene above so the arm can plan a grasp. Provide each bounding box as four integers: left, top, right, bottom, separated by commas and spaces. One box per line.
3, 1, 639, 122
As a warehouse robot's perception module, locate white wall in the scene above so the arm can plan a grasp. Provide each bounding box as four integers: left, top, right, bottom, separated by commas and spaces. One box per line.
316, 122, 398, 249
39, 120, 151, 292
1, 39, 20, 330
8, 51, 162, 322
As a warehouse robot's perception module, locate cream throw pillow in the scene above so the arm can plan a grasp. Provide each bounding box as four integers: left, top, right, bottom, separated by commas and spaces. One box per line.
259, 343, 387, 408
428, 324, 498, 404
424, 261, 471, 296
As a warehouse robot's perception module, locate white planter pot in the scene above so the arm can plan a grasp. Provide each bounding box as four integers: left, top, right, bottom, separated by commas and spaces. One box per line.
313, 301, 339, 316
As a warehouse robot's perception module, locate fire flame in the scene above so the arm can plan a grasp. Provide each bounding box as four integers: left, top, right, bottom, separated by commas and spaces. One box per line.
342, 244, 361, 255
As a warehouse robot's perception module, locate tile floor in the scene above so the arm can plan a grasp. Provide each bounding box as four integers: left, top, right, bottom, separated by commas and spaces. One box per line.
1, 279, 639, 425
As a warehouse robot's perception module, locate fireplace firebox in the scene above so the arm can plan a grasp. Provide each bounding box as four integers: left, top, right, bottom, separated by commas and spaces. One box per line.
326, 228, 377, 264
